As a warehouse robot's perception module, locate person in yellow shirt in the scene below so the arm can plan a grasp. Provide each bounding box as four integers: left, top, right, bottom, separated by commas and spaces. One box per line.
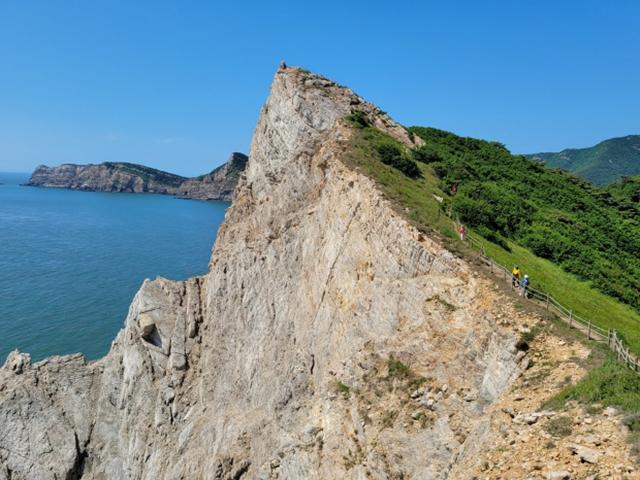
511, 265, 521, 288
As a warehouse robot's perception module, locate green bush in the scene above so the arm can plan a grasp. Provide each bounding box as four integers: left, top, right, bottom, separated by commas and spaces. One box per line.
412, 146, 441, 164
476, 225, 511, 251
335, 380, 352, 399
386, 356, 411, 380
452, 182, 533, 236
347, 109, 370, 128
544, 416, 573, 437
376, 144, 421, 178
520, 225, 573, 262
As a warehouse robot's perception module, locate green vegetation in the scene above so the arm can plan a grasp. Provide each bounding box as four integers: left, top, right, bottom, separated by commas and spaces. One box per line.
386, 356, 411, 380
546, 359, 640, 412
544, 415, 573, 437
105, 162, 186, 187
409, 126, 640, 311
335, 380, 352, 399
381, 409, 398, 428
376, 143, 421, 178
544, 344, 640, 456
527, 134, 640, 186
607, 176, 640, 208
383, 356, 428, 392
347, 109, 421, 178
431, 295, 456, 312
623, 413, 640, 458
343, 115, 640, 355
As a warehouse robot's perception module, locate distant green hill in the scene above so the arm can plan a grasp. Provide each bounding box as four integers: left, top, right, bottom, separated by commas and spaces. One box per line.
527, 135, 640, 185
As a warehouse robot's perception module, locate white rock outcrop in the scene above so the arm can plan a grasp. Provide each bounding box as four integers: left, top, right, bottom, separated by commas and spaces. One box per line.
0, 66, 531, 479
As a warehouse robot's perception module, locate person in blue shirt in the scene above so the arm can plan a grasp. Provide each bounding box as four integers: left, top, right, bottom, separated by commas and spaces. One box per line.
520, 274, 530, 298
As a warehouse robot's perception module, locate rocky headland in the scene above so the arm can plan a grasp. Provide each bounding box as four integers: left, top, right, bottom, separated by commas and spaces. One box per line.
1, 66, 634, 479
24, 152, 248, 201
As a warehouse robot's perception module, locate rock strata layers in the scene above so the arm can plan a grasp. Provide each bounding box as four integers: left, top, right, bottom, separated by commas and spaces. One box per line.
2, 66, 541, 479
24, 152, 248, 201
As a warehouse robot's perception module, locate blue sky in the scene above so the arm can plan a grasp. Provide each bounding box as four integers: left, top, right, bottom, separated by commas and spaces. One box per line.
1, 1, 638, 176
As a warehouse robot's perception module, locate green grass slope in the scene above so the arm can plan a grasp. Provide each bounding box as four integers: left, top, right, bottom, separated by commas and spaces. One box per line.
528, 135, 640, 186
342, 113, 640, 355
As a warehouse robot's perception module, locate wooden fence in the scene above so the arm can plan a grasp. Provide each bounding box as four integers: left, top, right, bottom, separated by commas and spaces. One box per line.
459, 229, 640, 373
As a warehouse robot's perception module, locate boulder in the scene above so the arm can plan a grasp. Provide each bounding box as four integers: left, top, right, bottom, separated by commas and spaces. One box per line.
546, 471, 571, 480
567, 443, 601, 464
2, 350, 31, 374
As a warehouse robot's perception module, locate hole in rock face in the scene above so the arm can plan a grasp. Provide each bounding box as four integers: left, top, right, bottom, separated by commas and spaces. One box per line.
142, 325, 163, 349
515, 339, 530, 352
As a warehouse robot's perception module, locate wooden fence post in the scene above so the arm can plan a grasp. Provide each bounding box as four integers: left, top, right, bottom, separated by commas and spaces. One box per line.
587, 320, 592, 340
568, 310, 573, 329
545, 294, 550, 320
627, 349, 631, 367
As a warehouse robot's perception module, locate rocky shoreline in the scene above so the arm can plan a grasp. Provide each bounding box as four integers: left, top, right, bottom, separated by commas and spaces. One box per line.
24, 152, 247, 201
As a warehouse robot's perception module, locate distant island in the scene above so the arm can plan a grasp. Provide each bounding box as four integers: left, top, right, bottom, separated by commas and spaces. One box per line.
526, 134, 640, 185
24, 152, 248, 201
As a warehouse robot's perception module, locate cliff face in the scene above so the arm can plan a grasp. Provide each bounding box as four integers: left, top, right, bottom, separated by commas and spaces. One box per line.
24, 153, 248, 201
1, 67, 533, 479
179, 152, 248, 201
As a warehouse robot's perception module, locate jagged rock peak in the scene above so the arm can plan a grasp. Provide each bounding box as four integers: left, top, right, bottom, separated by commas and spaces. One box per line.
1, 65, 533, 479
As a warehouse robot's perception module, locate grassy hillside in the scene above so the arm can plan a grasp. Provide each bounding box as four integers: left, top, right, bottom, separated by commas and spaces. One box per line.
409, 126, 640, 310
342, 113, 640, 355
607, 175, 640, 206
528, 135, 640, 186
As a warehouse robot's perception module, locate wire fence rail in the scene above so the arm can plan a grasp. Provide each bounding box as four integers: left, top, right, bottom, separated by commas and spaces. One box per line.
459, 229, 640, 374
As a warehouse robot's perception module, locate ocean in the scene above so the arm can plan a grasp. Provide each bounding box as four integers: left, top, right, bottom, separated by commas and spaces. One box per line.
0, 172, 227, 362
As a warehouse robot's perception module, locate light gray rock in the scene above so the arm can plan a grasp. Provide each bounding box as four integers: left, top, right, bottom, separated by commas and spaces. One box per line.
513, 411, 555, 425
546, 471, 571, 480
567, 442, 601, 464
2, 350, 30, 374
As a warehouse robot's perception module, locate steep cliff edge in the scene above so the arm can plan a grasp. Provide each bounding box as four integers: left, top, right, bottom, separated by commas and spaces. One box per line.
2, 67, 549, 479
24, 152, 248, 201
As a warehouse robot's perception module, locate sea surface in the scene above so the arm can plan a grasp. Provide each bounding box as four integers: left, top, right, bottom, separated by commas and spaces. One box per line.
0, 172, 228, 362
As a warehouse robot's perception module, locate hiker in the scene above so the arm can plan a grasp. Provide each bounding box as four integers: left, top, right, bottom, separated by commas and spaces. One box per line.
458, 224, 466, 241
520, 274, 530, 298
511, 265, 521, 288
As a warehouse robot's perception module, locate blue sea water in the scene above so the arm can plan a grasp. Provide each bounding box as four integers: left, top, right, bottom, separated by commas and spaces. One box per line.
0, 172, 228, 362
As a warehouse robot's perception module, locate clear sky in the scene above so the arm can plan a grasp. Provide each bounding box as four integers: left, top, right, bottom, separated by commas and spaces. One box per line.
1, 1, 638, 176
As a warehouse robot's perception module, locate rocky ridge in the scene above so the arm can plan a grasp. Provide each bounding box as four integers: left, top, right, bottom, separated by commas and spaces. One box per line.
0, 66, 628, 479
24, 152, 248, 201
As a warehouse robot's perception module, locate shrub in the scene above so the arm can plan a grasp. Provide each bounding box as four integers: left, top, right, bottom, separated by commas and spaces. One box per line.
376, 144, 421, 178
386, 356, 411, 380
520, 225, 573, 262
475, 225, 511, 251
347, 109, 370, 128
412, 146, 441, 164
335, 381, 351, 399
544, 416, 573, 437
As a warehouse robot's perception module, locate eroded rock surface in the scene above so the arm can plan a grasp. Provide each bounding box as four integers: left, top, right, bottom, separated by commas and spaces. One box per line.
2, 66, 542, 479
